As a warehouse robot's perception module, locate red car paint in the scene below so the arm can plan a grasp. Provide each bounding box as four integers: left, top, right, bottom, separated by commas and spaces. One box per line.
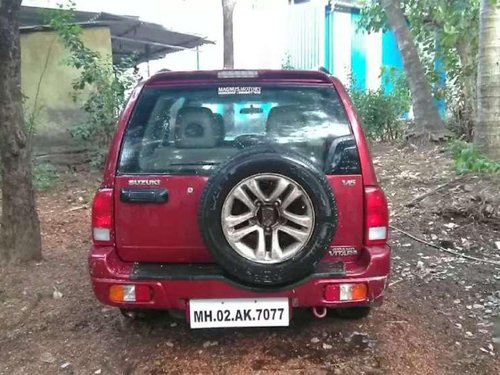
90, 69, 390, 316
113, 174, 363, 263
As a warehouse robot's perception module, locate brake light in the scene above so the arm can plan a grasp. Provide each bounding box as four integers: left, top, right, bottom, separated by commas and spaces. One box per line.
364, 186, 389, 246
92, 188, 113, 246
217, 70, 258, 78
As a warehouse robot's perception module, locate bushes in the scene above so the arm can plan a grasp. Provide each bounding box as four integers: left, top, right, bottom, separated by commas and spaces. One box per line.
69, 57, 137, 153
33, 163, 59, 191
45, 4, 138, 167
349, 88, 404, 140
450, 141, 500, 174
349, 70, 410, 141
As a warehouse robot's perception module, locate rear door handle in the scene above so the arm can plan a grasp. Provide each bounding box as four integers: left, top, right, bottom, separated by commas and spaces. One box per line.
120, 188, 168, 203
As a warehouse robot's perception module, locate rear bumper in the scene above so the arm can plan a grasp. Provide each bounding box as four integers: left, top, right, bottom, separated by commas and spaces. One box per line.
89, 246, 390, 310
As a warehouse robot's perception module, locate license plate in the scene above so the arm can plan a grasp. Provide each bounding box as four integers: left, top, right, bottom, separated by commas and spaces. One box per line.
189, 298, 289, 329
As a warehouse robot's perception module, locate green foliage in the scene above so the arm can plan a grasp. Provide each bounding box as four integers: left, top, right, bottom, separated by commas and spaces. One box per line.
445, 90, 474, 141
358, 0, 479, 137
33, 163, 59, 191
69, 55, 137, 148
359, 0, 478, 85
89, 149, 107, 170
349, 69, 411, 141
450, 140, 500, 174
24, 106, 38, 140
44, 2, 138, 166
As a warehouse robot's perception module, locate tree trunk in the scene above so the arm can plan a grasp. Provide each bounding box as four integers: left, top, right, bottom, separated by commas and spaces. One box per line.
222, 0, 236, 69
0, 0, 42, 263
475, 0, 500, 160
381, 0, 446, 142
456, 38, 477, 140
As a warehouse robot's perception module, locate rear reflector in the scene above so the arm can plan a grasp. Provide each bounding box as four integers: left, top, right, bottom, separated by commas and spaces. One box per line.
109, 285, 152, 303
324, 284, 340, 301
92, 188, 113, 246
364, 186, 389, 246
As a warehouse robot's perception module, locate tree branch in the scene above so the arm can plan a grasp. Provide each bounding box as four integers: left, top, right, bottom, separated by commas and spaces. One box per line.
405, 176, 465, 207
390, 225, 500, 266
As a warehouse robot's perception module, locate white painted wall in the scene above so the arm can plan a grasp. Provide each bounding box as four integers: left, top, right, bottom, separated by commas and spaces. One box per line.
365, 31, 383, 90
332, 10, 352, 85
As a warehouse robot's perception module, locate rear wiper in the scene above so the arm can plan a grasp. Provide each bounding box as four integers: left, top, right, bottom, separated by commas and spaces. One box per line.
169, 161, 220, 166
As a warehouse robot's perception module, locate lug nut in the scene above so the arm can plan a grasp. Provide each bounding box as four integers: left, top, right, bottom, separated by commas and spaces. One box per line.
274, 201, 280, 207
256, 201, 262, 207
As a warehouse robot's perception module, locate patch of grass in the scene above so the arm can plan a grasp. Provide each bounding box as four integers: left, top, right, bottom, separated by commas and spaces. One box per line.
34, 163, 59, 191
450, 140, 500, 174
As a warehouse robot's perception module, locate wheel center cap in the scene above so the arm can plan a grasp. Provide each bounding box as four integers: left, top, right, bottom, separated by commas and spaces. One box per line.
258, 206, 278, 227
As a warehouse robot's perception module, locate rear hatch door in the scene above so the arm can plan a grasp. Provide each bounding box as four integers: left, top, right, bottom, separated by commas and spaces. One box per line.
114, 81, 363, 263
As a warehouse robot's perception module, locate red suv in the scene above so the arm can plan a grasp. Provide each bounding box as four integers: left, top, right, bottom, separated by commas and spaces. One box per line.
89, 69, 389, 328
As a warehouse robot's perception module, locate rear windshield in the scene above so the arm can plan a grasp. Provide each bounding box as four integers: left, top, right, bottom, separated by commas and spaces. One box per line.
118, 84, 355, 175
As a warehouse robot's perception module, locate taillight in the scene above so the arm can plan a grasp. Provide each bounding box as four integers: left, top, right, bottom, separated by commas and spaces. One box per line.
109, 285, 152, 303
92, 188, 113, 246
364, 186, 389, 246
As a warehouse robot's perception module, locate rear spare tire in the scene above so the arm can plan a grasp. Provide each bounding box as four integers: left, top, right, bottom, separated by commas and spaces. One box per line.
199, 146, 337, 287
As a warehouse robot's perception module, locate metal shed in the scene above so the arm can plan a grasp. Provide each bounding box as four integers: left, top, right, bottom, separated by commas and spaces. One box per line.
18, 6, 213, 64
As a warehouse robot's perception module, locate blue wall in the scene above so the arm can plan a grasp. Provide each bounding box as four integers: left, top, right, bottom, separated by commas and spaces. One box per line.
324, 4, 332, 72
289, 3, 447, 117
323, 6, 403, 92
434, 58, 447, 117
381, 30, 404, 93
350, 11, 367, 90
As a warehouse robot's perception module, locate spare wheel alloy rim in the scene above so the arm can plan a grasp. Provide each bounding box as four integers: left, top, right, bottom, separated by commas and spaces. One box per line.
221, 173, 315, 264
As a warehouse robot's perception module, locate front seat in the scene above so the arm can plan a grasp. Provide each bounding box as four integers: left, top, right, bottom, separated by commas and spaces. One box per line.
266, 105, 305, 137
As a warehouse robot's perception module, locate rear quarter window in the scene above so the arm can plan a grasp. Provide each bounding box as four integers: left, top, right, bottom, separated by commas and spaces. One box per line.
118, 84, 360, 175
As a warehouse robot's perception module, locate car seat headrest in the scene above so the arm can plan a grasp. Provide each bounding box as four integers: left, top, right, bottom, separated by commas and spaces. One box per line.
174, 107, 217, 148
266, 106, 305, 136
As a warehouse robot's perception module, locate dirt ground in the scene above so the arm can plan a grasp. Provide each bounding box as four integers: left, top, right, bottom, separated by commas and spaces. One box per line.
1, 143, 499, 375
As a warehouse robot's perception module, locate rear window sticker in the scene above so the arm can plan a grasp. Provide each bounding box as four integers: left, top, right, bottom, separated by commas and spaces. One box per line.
218, 86, 261, 95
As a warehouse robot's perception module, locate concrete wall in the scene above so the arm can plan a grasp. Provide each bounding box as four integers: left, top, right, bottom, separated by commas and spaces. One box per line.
20, 27, 112, 154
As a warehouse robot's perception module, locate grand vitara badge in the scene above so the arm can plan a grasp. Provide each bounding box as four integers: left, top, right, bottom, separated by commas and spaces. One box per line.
329, 247, 358, 256
128, 179, 161, 186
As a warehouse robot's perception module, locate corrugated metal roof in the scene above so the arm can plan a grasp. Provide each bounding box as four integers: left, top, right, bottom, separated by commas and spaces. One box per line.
19, 6, 214, 64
